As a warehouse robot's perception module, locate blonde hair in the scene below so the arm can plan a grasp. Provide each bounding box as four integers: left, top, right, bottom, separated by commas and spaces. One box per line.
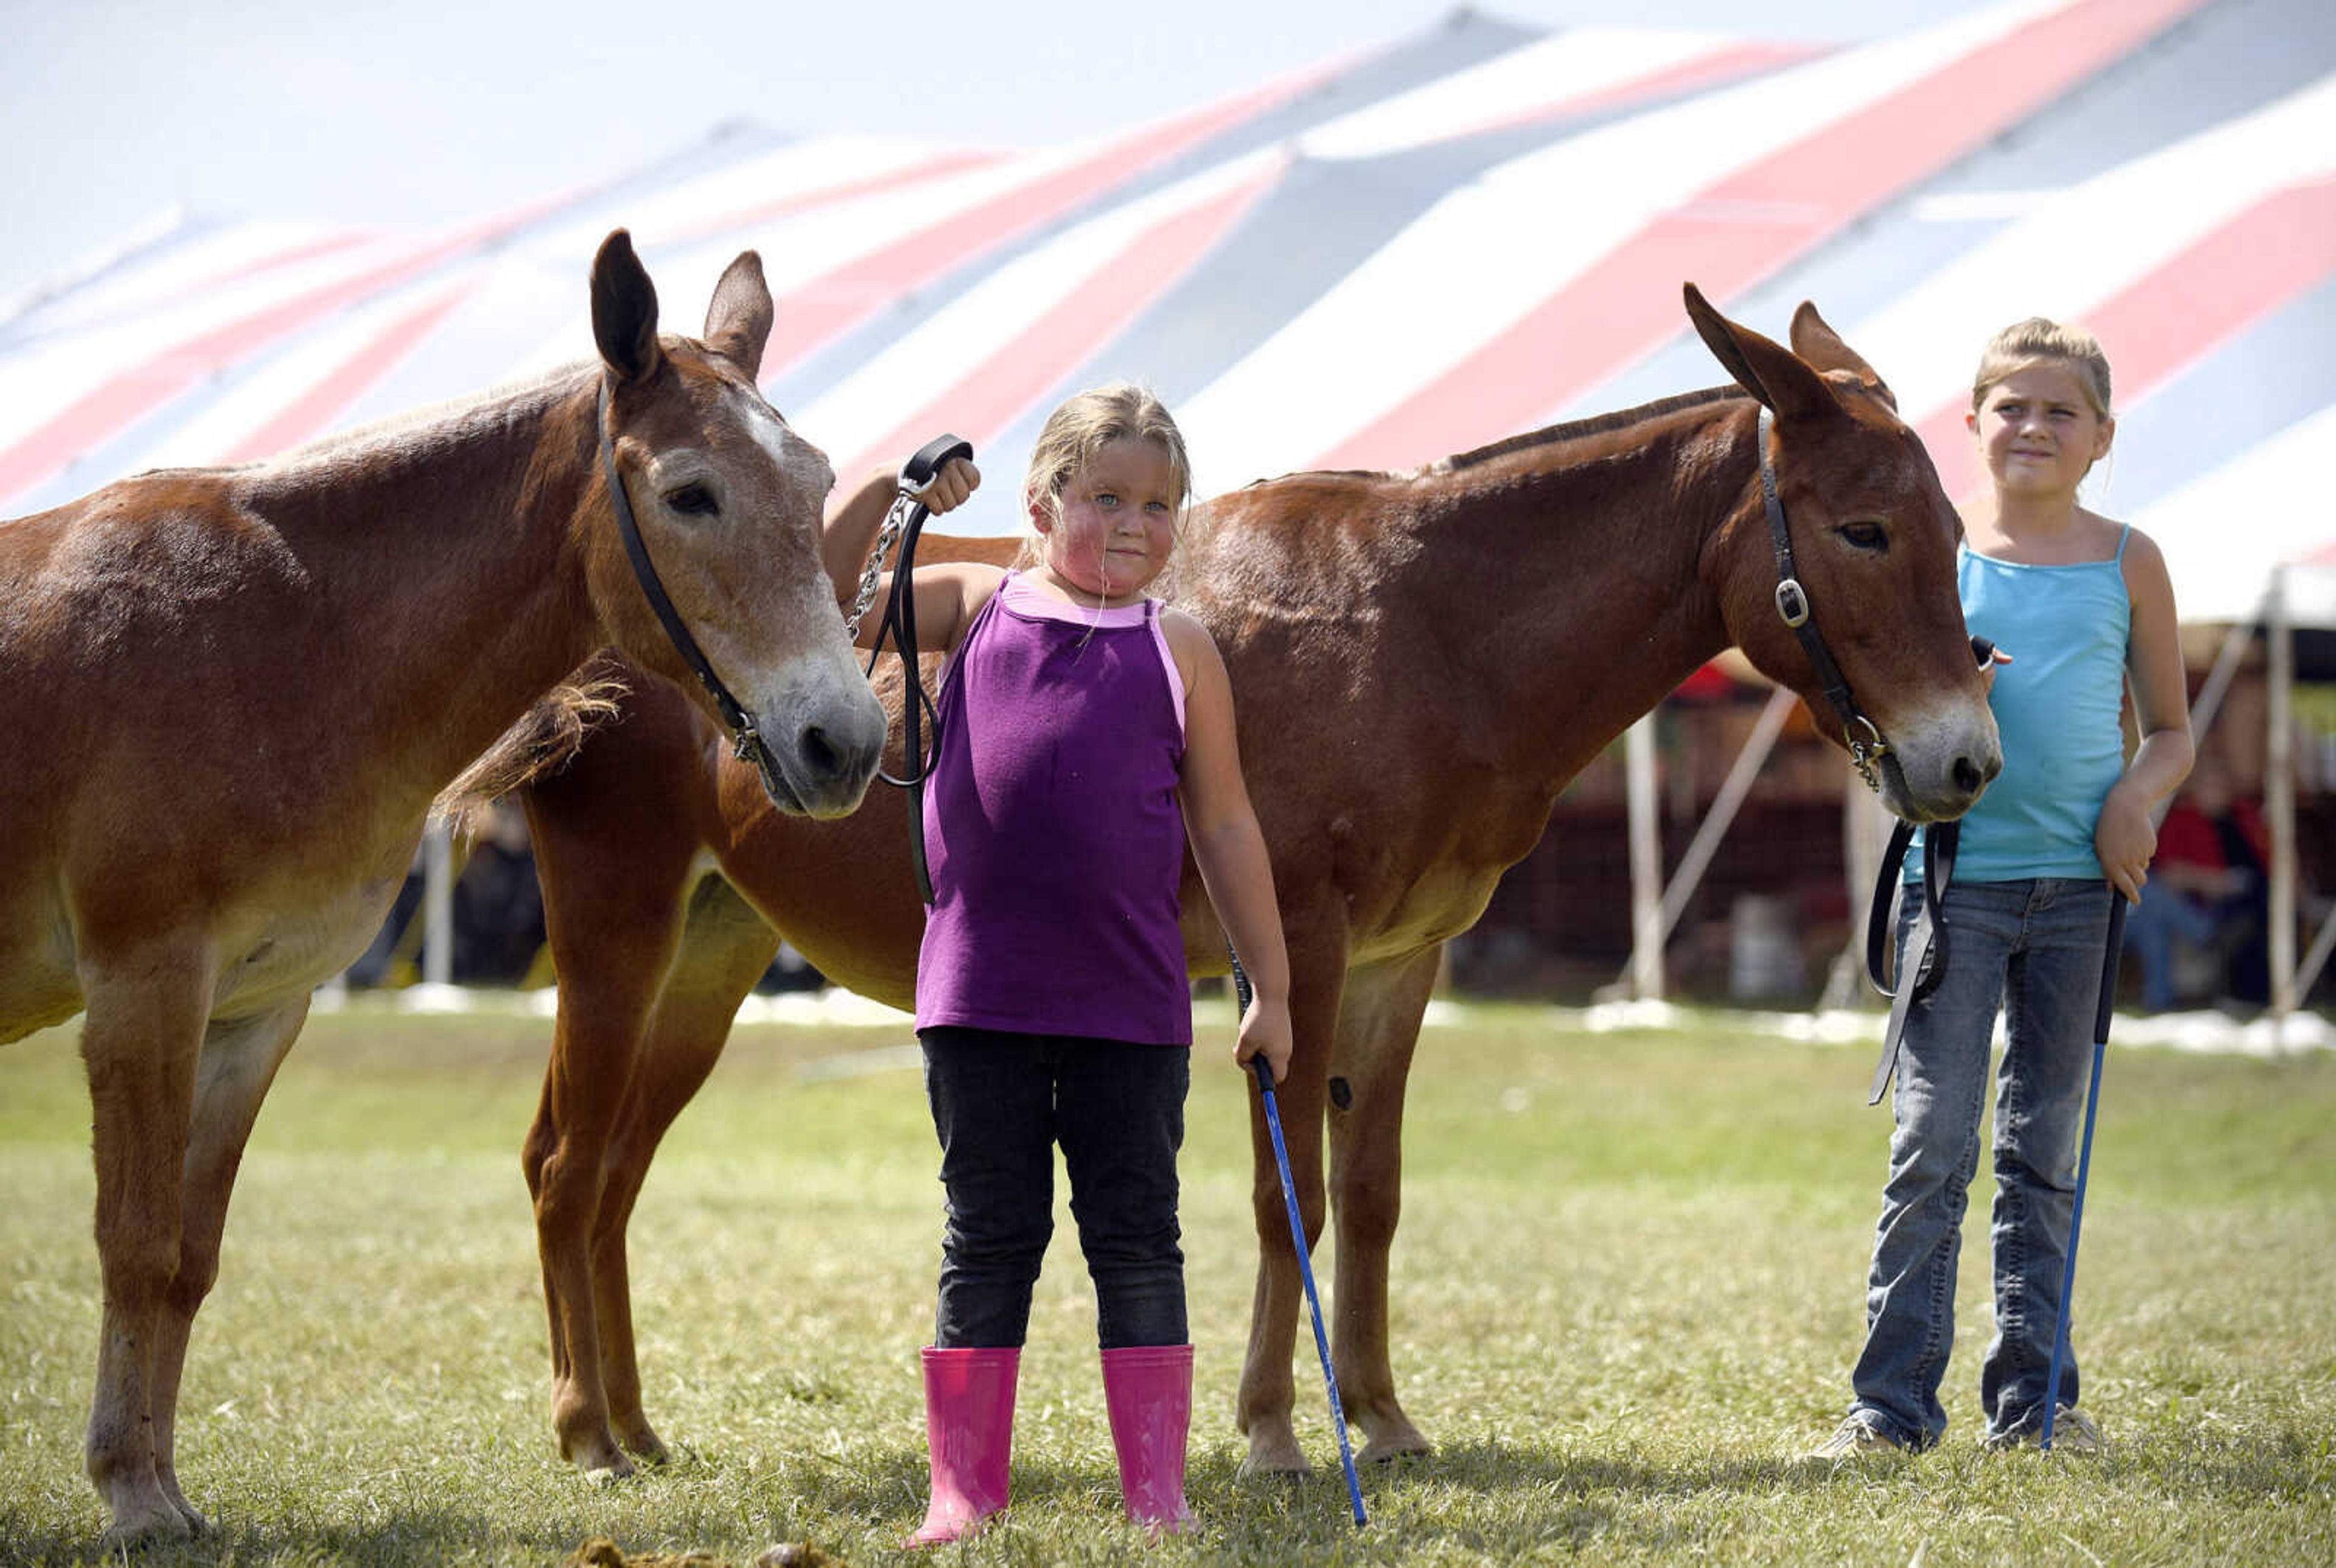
1970, 317, 2115, 418
1015, 383, 1193, 568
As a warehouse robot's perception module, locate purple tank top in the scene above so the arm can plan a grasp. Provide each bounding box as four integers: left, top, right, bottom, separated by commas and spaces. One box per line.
914, 572, 1192, 1045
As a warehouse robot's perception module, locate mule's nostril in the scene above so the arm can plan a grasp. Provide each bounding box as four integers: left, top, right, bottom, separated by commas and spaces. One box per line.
801, 724, 841, 778
1953, 756, 1989, 796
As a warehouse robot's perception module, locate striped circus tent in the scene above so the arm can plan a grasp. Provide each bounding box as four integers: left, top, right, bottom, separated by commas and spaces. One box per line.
4, 0, 2329, 633
9, 0, 2327, 1012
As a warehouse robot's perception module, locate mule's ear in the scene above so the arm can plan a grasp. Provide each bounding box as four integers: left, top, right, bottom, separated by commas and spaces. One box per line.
1683, 282, 1839, 423
1789, 300, 1896, 410
591, 229, 664, 384
704, 250, 774, 380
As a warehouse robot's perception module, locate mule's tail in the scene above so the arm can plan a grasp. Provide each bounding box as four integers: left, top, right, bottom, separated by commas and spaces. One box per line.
435, 667, 629, 833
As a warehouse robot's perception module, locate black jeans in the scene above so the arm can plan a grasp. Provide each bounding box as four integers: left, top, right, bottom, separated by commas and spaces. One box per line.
920, 1025, 1189, 1350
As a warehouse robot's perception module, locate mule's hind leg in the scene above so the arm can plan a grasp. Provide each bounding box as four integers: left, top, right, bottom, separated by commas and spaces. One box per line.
1326, 945, 1439, 1465
595, 874, 779, 1462
75, 947, 214, 1544
523, 791, 696, 1480
147, 997, 310, 1531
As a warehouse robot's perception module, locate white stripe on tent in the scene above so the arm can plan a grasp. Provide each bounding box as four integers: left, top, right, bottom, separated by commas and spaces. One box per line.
797, 151, 1284, 474
2137, 403, 2336, 628
1296, 26, 1779, 161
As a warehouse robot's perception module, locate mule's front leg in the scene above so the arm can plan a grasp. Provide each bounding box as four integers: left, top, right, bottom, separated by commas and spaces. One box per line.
77, 952, 213, 1544
1236, 959, 1343, 1476
144, 1000, 311, 1533
1327, 947, 1439, 1465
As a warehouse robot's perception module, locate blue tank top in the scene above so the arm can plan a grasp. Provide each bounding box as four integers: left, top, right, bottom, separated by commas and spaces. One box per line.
1917, 532, 2131, 883
914, 572, 1193, 1045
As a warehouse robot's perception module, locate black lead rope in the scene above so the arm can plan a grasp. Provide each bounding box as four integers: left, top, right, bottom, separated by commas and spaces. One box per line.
865, 434, 974, 906
1863, 817, 1959, 1105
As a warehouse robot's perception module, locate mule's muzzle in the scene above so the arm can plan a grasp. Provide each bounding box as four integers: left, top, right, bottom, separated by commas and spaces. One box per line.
753, 690, 886, 819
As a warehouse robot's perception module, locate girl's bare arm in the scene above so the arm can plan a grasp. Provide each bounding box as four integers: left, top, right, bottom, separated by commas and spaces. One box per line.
2098, 526, 2195, 900
1166, 610, 1293, 1082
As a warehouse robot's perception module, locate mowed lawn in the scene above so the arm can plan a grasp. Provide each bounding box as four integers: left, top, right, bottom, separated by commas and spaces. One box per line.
2, 1001, 2331, 1566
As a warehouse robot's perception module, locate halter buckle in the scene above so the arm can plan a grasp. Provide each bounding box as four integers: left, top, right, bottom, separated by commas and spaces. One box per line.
1775, 578, 1810, 629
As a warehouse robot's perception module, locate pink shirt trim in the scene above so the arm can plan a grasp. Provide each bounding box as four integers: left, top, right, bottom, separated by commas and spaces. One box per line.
994, 573, 1186, 737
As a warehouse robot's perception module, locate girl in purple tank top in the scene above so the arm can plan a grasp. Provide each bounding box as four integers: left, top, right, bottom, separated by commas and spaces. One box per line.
840, 385, 1290, 1544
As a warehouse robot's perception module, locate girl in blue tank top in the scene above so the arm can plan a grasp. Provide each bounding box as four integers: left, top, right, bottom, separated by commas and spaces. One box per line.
838, 385, 1291, 1543
1810, 320, 2191, 1461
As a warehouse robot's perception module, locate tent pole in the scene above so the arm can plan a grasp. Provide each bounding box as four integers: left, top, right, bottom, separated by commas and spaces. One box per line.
1626, 713, 1663, 1001
1652, 689, 1795, 951
1614, 687, 1798, 998
2189, 617, 2256, 745
2267, 567, 2296, 1030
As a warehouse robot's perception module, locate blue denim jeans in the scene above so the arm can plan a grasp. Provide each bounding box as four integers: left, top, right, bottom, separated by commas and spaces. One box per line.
920, 1026, 1189, 1350
1849, 877, 2116, 1448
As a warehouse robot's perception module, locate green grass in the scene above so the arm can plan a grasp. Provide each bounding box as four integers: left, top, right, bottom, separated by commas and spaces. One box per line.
3, 1003, 2332, 1565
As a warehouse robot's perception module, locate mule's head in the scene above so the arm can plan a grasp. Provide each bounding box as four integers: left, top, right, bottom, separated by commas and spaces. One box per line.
585, 229, 885, 817
1684, 283, 2000, 824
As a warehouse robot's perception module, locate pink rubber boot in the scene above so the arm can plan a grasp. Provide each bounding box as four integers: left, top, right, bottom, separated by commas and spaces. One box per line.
1100, 1344, 1195, 1535
909, 1346, 1019, 1547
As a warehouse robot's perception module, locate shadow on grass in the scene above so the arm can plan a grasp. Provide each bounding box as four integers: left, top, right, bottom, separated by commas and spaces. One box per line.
12, 1427, 2321, 1567
0, 1505, 603, 1568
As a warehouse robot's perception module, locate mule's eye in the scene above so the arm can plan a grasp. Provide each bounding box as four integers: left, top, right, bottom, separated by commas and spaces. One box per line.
1838, 520, 1887, 552
665, 482, 718, 517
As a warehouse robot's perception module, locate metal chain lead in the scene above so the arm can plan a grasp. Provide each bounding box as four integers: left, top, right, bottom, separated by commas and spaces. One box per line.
842, 493, 914, 641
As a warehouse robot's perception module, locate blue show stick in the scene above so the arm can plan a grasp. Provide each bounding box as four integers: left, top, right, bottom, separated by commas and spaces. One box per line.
1233, 951, 1368, 1527
2042, 896, 2127, 1451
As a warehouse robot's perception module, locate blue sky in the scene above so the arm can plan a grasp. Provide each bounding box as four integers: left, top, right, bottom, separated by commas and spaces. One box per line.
2, 0, 1998, 302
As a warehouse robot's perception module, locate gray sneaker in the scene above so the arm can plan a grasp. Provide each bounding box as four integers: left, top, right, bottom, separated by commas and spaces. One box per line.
1806, 1414, 1908, 1460
1984, 1405, 2103, 1454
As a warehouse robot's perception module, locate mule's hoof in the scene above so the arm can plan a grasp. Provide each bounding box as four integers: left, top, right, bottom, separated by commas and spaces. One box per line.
617, 1426, 672, 1467
101, 1497, 195, 1549
1358, 1433, 1432, 1467
582, 1453, 638, 1488
1238, 1433, 1312, 1478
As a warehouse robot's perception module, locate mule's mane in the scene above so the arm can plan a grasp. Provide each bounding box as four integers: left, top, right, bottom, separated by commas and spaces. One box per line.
259, 362, 593, 476
1437, 385, 1741, 473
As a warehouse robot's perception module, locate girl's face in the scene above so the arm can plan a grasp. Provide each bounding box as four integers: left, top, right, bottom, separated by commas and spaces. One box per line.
1032, 437, 1182, 602
1967, 361, 2113, 502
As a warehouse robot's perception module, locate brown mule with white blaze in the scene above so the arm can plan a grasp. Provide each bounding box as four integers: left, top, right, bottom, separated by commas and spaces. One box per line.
0, 229, 883, 1544
485, 286, 1999, 1482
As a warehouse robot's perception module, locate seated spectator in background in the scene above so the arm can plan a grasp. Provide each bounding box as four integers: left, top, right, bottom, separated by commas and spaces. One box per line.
2125, 756, 2271, 1010
453, 802, 546, 985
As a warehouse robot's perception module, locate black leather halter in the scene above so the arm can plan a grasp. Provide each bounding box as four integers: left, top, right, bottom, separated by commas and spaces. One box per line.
1757, 404, 1891, 793
598, 380, 780, 797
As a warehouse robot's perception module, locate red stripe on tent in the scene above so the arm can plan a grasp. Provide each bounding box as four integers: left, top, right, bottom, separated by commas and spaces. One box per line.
1462, 40, 1821, 142
836, 162, 1284, 483
667, 148, 1010, 246
1313, 0, 2207, 470
1920, 176, 2336, 502
218, 285, 474, 464
760, 64, 1335, 376
0, 201, 568, 506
